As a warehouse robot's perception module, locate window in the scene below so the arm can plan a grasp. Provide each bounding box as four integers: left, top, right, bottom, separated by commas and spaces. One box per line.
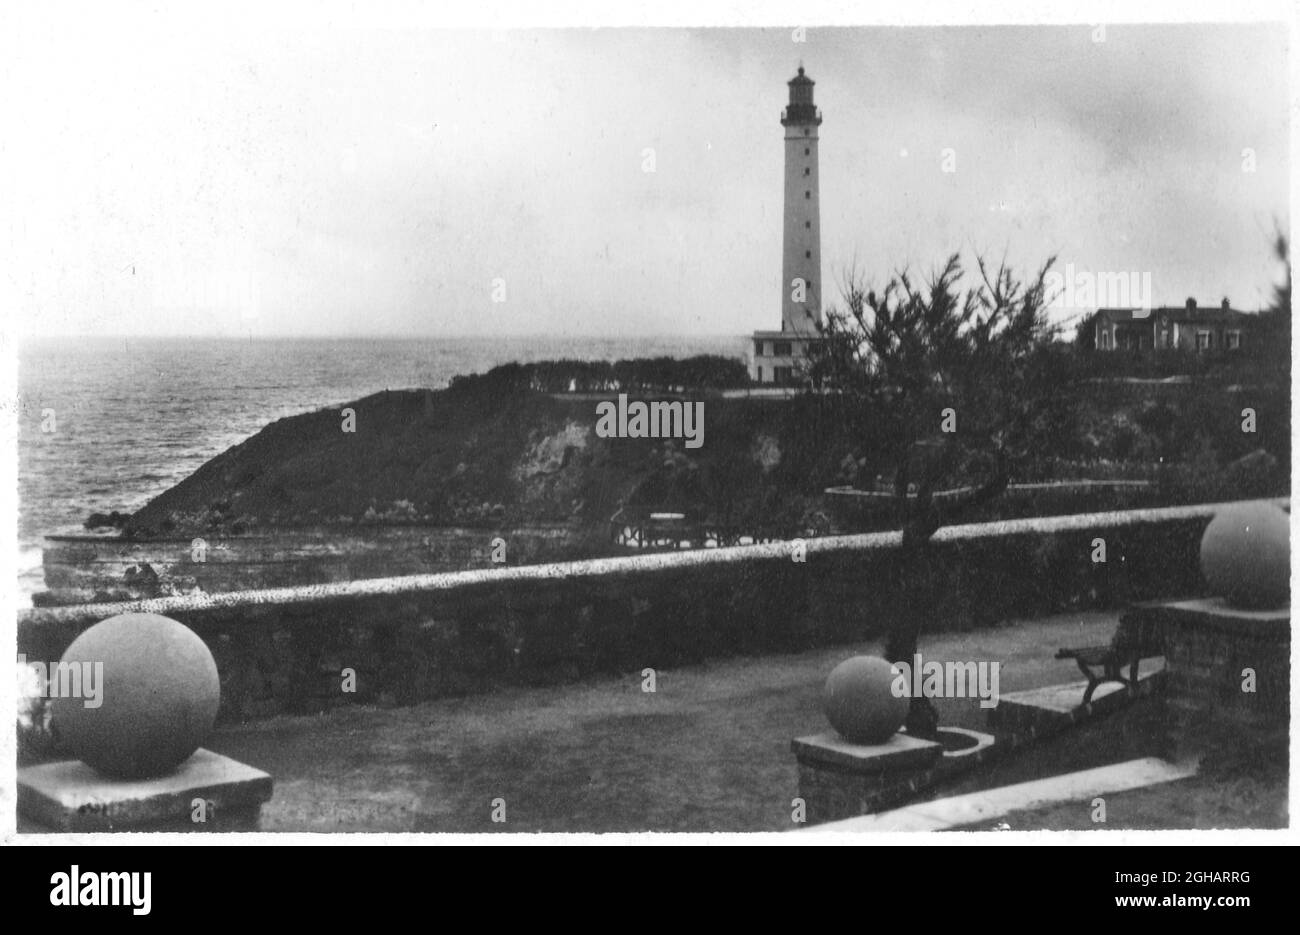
763, 341, 773, 357
805, 250, 811, 258
804, 147, 810, 155
1196, 331, 1212, 351
774, 342, 792, 356
804, 167, 810, 176
805, 221, 811, 229
804, 128, 809, 136
805, 191, 810, 199
1226, 330, 1241, 350
1099, 331, 1111, 350
774, 366, 793, 383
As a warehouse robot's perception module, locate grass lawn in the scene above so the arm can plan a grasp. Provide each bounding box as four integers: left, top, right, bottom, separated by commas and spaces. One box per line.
208, 609, 1165, 832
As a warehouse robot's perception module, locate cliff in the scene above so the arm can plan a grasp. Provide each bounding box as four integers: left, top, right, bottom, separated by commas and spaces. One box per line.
120, 359, 1287, 542
123, 373, 844, 539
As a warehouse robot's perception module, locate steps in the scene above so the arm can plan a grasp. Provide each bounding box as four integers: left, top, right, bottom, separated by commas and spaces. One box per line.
989, 665, 1166, 751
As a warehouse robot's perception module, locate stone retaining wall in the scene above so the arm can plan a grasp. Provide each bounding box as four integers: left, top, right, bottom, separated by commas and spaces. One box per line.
19, 499, 1283, 725
1140, 600, 1291, 765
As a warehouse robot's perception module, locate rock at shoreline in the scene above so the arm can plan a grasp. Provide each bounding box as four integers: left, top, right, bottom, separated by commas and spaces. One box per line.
84, 510, 132, 530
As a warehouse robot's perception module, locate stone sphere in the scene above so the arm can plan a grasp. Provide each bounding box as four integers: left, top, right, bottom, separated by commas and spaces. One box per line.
822, 655, 910, 744
51, 613, 220, 779
1199, 501, 1290, 609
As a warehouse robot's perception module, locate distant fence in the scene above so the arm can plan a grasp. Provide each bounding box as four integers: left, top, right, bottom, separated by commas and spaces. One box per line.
607, 509, 794, 550
18, 499, 1285, 726
823, 479, 1162, 531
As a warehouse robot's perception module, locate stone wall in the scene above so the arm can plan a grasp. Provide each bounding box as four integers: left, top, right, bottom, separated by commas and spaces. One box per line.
18, 499, 1284, 726
38, 523, 588, 605
1140, 600, 1291, 766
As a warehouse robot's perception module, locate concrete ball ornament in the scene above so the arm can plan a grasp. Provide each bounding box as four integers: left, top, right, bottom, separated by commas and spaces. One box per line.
51, 613, 221, 779
1199, 501, 1290, 610
822, 655, 910, 744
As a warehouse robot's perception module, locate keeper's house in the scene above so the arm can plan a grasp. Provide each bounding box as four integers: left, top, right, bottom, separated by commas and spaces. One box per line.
1094, 298, 1256, 352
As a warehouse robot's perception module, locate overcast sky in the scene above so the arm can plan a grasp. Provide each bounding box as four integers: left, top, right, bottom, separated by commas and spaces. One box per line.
5, 17, 1290, 338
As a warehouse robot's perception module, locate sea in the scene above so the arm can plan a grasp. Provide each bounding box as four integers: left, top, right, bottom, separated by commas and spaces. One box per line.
16, 335, 748, 604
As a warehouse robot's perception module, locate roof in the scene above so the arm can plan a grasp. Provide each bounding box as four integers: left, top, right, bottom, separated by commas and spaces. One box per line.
751, 330, 825, 340
1096, 306, 1254, 324
789, 66, 813, 84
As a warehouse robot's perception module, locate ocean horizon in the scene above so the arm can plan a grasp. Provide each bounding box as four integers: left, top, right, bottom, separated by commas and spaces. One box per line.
17, 334, 749, 602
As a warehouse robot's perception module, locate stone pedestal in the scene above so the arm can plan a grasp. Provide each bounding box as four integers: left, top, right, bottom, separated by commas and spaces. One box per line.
793, 727, 1001, 825
18, 748, 273, 832
792, 731, 952, 825
1119, 597, 1289, 765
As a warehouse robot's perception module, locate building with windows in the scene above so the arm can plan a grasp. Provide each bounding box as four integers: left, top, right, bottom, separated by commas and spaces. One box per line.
1093, 298, 1255, 352
750, 67, 826, 384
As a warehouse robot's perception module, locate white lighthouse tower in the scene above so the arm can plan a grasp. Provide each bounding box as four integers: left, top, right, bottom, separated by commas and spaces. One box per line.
750, 66, 825, 385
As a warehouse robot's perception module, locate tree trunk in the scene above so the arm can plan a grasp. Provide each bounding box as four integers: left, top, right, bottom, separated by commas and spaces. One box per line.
885, 535, 941, 739
883, 439, 1008, 741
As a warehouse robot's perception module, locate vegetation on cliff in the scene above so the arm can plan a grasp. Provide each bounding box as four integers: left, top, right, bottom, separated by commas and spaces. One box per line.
122, 362, 1286, 542
124, 361, 841, 537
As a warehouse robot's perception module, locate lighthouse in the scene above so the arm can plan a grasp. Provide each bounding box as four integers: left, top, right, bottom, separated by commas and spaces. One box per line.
750, 66, 825, 385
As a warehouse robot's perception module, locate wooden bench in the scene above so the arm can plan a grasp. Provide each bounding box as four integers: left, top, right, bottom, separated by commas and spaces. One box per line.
1056, 613, 1165, 705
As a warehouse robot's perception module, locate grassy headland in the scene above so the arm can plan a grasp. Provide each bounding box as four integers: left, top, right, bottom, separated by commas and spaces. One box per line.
121, 352, 1289, 541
